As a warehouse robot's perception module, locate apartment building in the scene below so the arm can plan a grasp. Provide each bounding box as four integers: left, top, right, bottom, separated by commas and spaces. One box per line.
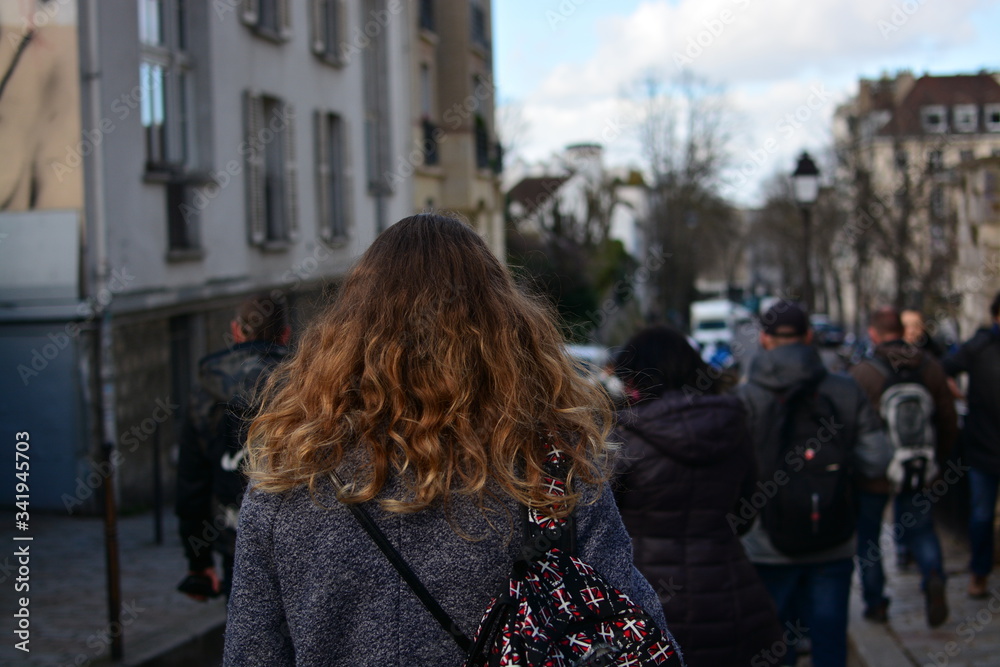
407, 0, 504, 257
833, 71, 1000, 319
0, 0, 431, 510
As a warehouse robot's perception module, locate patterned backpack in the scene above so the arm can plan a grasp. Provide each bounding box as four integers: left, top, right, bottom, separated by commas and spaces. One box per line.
336, 447, 684, 666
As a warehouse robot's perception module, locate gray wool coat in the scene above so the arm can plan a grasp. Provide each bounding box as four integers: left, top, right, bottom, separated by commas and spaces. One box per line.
223, 475, 671, 666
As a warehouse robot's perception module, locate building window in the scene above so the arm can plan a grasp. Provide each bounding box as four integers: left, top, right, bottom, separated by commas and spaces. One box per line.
167, 179, 201, 251
139, 0, 194, 173
310, 0, 345, 65
985, 104, 1000, 132
930, 186, 945, 218
921, 105, 947, 134
894, 149, 908, 170
419, 0, 434, 32
474, 114, 489, 170
470, 0, 487, 48
244, 91, 298, 245
241, 0, 291, 41
423, 120, 439, 166
960, 149, 975, 163
954, 104, 978, 133
927, 150, 943, 172
362, 0, 391, 205
315, 111, 350, 243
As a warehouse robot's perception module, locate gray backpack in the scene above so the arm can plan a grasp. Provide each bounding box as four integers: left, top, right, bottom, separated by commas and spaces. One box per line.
872, 357, 938, 492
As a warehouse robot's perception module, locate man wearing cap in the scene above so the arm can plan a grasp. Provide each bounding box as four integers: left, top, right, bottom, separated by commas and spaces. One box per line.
737, 301, 891, 667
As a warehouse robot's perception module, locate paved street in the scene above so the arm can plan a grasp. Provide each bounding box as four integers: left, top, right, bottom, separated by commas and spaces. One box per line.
0, 510, 225, 667
849, 514, 1000, 667
0, 504, 997, 666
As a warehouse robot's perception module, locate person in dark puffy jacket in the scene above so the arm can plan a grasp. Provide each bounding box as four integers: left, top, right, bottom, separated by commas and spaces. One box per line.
612, 325, 782, 666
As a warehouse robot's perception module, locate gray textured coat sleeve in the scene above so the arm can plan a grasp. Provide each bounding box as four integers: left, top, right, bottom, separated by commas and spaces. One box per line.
575, 482, 671, 633
224, 489, 295, 666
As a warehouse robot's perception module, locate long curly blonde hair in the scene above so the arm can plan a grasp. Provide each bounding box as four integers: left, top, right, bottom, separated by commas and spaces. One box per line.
246, 214, 613, 519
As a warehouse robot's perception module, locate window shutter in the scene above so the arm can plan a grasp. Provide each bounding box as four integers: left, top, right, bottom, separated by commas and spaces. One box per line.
278, 0, 292, 39
284, 102, 299, 240
341, 117, 355, 238
241, 0, 259, 25
244, 90, 266, 245
310, 0, 325, 55
315, 110, 331, 241
336, 0, 348, 60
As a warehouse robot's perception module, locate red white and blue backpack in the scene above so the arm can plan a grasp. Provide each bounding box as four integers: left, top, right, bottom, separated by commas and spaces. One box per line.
335, 447, 684, 666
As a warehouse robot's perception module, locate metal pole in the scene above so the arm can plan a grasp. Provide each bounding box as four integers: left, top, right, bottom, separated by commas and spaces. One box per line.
802, 205, 814, 311
152, 421, 163, 545
101, 441, 123, 661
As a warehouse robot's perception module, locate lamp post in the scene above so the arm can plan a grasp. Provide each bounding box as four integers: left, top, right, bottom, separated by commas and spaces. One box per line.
792, 151, 820, 311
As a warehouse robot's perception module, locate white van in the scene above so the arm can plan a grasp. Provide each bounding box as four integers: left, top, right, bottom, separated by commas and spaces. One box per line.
689, 299, 753, 348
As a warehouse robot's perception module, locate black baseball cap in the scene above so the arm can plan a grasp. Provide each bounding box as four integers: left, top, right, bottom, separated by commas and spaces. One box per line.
761, 301, 810, 337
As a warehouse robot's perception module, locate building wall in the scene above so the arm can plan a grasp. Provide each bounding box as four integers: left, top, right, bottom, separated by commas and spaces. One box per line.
0, 0, 415, 511
409, 0, 504, 257
953, 158, 1000, 338
93, 0, 410, 300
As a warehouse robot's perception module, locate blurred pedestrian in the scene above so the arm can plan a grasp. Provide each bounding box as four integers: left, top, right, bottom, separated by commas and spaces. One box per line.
737, 301, 891, 667
902, 309, 945, 359
175, 293, 289, 600
224, 214, 677, 665
943, 291, 1000, 599
612, 326, 782, 666
850, 306, 958, 627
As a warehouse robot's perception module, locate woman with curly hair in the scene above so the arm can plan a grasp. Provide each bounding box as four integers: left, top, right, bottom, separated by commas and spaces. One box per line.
223, 214, 671, 665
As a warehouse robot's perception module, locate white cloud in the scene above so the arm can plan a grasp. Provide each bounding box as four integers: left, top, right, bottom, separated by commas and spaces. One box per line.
504, 0, 995, 204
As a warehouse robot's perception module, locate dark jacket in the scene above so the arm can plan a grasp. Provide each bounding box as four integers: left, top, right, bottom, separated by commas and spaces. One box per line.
176, 340, 287, 570
737, 343, 892, 564
613, 391, 782, 667
224, 478, 672, 666
850, 339, 959, 492
944, 326, 1000, 473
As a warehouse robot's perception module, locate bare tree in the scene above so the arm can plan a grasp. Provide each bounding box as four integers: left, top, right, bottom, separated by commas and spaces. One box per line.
633, 71, 736, 327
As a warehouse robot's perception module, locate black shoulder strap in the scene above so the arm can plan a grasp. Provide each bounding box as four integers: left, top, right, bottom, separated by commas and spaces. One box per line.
330, 472, 471, 653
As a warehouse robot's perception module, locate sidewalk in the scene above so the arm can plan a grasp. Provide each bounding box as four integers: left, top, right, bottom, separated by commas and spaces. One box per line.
847, 515, 1000, 667
0, 510, 226, 667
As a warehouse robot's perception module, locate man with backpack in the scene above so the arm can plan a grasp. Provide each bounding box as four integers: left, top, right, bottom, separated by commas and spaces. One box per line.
737, 301, 891, 667
175, 293, 289, 600
943, 291, 1000, 600
850, 306, 958, 627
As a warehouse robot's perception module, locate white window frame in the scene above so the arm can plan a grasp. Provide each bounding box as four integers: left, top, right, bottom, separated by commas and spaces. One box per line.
921, 105, 947, 134
244, 91, 298, 246
953, 104, 978, 133
139, 0, 195, 173
241, 0, 292, 42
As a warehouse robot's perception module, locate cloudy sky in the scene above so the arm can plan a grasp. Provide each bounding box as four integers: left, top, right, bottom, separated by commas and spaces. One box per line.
493, 0, 1000, 206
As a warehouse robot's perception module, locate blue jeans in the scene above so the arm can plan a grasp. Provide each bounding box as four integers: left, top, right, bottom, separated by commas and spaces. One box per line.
855, 491, 889, 610
895, 490, 946, 589
755, 559, 853, 667
968, 466, 1000, 577
855, 489, 946, 600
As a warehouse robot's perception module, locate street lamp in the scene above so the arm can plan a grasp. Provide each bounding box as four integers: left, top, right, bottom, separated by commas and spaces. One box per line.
792, 151, 820, 311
